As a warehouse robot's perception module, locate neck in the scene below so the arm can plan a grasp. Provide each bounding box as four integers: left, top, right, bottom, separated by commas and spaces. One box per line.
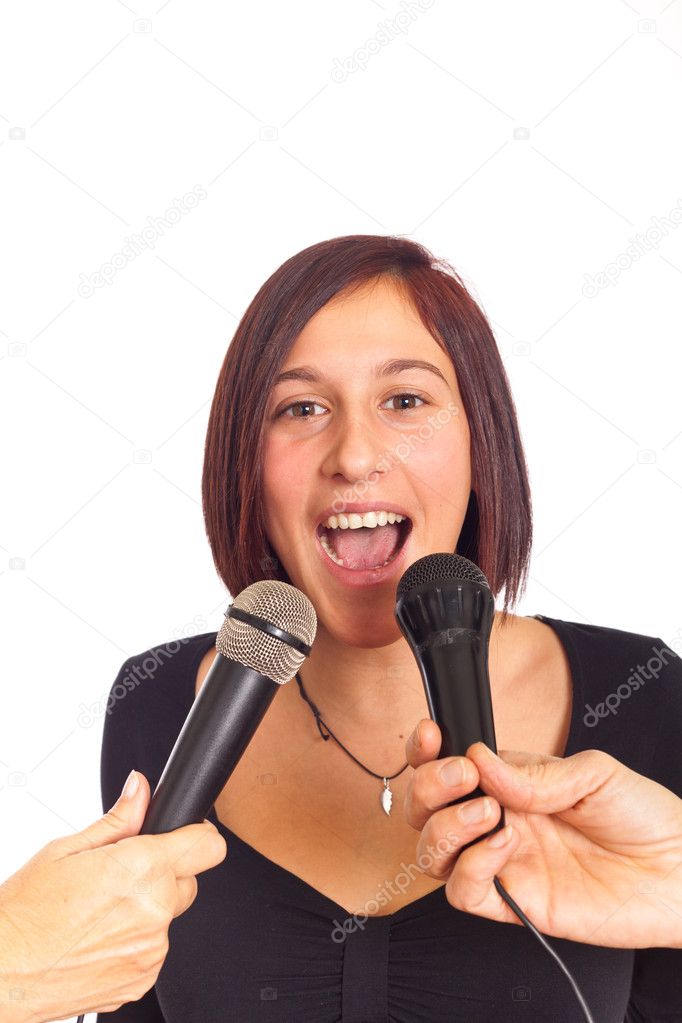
290, 610, 521, 767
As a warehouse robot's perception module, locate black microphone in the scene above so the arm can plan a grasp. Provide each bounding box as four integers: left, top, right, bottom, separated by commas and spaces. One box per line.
140, 581, 317, 835
394, 553, 505, 846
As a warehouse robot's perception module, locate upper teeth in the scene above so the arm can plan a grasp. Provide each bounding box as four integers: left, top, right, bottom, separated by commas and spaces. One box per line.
321, 511, 407, 529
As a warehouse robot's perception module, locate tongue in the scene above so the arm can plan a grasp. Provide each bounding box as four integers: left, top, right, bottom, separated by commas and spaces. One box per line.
328, 523, 401, 570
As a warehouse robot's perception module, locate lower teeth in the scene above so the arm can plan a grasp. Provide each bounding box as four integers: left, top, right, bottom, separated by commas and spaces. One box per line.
319, 530, 394, 569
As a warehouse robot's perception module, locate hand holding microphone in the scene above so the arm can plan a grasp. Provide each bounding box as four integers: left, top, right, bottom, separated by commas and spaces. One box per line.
0, 770, 226, 1023
396, 553, 682, 957
1, 581, 316, 1023
404, 725, 682, 949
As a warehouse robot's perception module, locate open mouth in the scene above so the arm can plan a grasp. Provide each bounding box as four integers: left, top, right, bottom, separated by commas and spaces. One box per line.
315, 511, 413, 571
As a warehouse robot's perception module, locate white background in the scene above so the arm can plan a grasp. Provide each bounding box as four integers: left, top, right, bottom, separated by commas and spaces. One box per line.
1, 2, 682, 1017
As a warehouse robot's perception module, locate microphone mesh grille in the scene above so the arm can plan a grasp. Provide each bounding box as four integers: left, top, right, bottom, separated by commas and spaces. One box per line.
216, 581, 317, 685
397, 553, 489, 596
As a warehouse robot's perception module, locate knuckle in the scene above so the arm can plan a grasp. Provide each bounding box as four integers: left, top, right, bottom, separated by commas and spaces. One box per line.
406, 768, 436, 818
150, 892, 175, 927
206, 829, 228, 863
137, 931, 170, 977
39, 837, 64, 860
581, 748, 614, 769
444, 872, 467, 912
416, 817, 448, 874
456, 796, 493, 826
99, 808, 129, 837
403, 782, 418, 827
122, 834, 158, 874
151, 932, 170, 969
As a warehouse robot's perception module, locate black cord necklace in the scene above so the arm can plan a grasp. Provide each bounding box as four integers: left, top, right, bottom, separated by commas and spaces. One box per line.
294, 671, 410, 815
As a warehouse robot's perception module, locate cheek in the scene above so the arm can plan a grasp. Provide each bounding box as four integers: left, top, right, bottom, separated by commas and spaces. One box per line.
262, 434, 313, 524
409, 419, 470, 478
408, 421, 471, 537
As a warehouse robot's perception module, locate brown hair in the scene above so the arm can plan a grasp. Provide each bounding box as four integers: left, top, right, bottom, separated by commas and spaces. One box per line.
202, 234, 532, 616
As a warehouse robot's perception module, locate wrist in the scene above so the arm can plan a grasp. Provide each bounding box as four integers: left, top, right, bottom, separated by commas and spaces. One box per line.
0, 913, 40, 1023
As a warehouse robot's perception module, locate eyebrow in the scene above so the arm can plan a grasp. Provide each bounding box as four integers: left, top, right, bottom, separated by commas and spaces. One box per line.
273, 358, 449, 386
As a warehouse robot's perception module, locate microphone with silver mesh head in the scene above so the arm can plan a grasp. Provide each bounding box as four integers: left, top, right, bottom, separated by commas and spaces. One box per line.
140, 581, 317, 835
394, 553, 505, 846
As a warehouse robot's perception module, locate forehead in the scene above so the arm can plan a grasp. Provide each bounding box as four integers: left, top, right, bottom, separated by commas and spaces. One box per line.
285, 276, 451, 370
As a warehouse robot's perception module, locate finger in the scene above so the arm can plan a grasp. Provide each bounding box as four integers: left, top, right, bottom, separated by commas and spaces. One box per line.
444, 823, 521, 923
465, 743, 618, 818
405, 753, 481, 830
152, 822, 227, 878
172, 875, 199, 918
416, 797, 502, 878
405, 719, 442, 768
59, 772, 153, 856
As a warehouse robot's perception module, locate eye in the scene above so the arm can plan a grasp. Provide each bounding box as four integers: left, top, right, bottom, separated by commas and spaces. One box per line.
278, 400, 327, 419
382, 392, 427, 411
275, 392, 428, 420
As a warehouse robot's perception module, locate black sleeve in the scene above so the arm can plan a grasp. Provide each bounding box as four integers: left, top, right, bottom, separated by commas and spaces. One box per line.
624, 637, 682, 1021
96, 656, 166, 1023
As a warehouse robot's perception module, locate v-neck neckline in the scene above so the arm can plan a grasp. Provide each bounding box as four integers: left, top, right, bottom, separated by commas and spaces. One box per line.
187, 612, 583, 922
208, 810, 447, 923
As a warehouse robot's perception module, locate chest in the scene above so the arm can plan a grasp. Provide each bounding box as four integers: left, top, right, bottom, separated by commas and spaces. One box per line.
196, 639, 573, 918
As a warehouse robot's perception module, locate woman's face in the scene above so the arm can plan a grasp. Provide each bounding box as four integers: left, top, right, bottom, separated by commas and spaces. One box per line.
262, 275, 472, 647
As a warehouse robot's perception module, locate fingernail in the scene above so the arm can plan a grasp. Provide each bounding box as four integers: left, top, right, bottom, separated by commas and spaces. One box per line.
121, 770, 139, 800
439, 759, 463, 787
411, 725, 421, 750
459, 797, 490, 823
488, 824, 512, 848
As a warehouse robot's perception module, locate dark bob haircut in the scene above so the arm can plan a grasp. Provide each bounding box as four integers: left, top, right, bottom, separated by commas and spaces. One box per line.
202, 234, 532, 617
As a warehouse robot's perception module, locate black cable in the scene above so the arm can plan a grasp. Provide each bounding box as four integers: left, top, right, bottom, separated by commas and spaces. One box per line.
493, 875, 595, 1022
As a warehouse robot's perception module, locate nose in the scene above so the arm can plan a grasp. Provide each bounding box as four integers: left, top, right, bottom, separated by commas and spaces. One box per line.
320, 412, 388, 488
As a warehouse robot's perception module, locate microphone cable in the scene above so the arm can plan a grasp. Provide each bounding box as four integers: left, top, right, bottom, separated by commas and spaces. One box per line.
493, 875, 595, 1022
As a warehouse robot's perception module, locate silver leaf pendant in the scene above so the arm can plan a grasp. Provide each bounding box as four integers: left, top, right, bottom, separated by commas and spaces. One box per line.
381, 777, 393, 815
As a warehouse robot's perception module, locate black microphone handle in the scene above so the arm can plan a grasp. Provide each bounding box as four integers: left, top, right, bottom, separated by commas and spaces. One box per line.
419, 639, 506, 836
396, 582, 505, 846
141, 654, 280, 835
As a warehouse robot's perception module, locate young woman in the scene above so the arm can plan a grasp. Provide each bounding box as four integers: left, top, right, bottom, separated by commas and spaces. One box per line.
98, 235, 682, 1021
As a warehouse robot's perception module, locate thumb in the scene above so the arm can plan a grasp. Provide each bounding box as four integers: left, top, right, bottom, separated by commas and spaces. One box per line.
59, 770, 152, 856
465, 743, 617, 818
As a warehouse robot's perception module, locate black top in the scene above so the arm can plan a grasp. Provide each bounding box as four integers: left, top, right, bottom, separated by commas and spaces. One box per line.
97, 616, 682, 1022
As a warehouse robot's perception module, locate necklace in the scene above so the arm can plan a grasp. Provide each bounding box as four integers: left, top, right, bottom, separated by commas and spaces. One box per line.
294, 671, 410, 816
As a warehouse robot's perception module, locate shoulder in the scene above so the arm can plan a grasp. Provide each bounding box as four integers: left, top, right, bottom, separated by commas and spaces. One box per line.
540, 615, 669, 665
548, 616, 682, 787
100, 631, 218, 808
109, 630, 218, 714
